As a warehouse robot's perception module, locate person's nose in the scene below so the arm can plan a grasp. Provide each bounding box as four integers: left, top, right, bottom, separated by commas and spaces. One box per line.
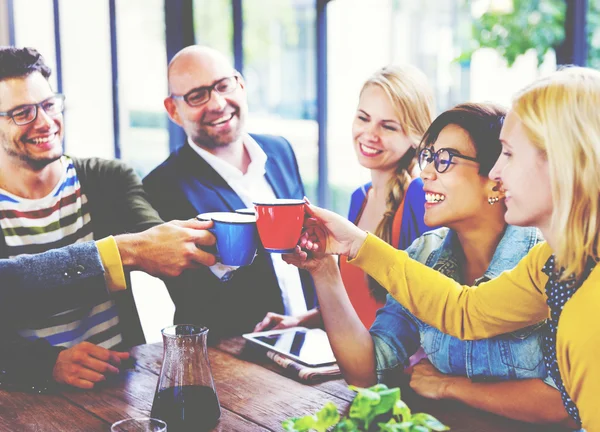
489, 157, 503, 182
420, 160, 437, 181
31, 105, 56, 130
205, 90, 227, 111
362, 123, 380, 143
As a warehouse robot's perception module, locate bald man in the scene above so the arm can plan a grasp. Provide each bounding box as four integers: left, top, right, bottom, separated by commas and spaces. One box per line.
143, 46, 317, 339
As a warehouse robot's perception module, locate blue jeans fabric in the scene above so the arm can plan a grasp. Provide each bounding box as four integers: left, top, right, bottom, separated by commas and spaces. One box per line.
369, 225, 556, 388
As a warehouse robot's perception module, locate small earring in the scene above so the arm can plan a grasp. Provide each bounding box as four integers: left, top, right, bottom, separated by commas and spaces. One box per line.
488, 196, 500, 205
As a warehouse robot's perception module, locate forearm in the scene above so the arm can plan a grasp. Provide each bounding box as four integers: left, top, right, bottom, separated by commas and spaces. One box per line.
311, 257, 377, 387
445, 378, 576, 428
297, 307, 324, 328
350, 234, 550, 340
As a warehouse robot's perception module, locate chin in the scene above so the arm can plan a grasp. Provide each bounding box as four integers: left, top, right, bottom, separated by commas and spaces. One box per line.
503, 209, 530, 228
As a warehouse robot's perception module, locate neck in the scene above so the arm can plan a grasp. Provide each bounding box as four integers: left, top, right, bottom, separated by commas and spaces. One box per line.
369, 169, 395, 203
454, 212, 507, 285
0, 157, 63, 199
202, 137, 250, 174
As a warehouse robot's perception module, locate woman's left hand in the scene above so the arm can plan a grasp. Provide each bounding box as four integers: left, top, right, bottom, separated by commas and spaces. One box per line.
408, 359, 468, 400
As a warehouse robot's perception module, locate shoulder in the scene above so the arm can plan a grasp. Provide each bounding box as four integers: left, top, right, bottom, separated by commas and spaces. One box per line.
70, 156, 139, 185
250, 133, 295, 157
143, 149, 183, 187
406, 227, 450, 262
405, 178, 425, 200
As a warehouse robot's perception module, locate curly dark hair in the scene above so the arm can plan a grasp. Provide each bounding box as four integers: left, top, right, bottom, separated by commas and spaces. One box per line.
0, 47, 52, 81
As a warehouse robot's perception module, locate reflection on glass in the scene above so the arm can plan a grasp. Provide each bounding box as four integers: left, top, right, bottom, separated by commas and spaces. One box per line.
116, 0, 169, 178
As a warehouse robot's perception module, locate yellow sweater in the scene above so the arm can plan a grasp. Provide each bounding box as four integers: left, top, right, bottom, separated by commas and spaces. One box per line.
350, 233, 600, 431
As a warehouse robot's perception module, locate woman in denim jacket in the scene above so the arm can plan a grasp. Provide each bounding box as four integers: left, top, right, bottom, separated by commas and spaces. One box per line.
285, 103, 575, 428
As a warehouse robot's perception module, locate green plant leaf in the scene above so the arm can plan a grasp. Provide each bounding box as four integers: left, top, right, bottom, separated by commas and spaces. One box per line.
410, 413, 450, 431
281, 402, 340, 432
393, 399, 411, 422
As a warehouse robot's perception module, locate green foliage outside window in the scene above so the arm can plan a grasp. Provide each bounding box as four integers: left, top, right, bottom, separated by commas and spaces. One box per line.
459, 0, 600, 68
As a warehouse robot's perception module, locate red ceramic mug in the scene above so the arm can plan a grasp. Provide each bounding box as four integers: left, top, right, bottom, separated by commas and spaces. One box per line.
253, 199, 305, 253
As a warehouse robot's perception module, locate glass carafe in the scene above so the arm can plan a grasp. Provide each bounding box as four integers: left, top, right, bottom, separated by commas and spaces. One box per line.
151, 325, 221, 432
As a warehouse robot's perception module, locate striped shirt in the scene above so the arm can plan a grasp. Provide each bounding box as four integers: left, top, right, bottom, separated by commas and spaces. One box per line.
0, 156, 122, 349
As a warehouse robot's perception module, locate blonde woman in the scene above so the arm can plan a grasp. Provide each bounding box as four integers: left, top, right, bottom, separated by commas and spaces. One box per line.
298, 67, 600, 430
255, 65, 435, 331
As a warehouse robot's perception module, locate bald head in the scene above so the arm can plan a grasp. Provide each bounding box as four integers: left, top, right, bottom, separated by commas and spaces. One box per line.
168, 46, 235, 94
164, 45, 247, 152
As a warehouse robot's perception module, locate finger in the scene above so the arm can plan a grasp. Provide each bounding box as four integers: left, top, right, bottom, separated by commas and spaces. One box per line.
80, 356, 120, 374
254, 316, 272, 332
192, 230, 216, 246
303, 196, 312, 205
177, 218, 214, 230
70, 378, 96, 390
108, 351, 130, 366
78, 367, 107, 383
188, 247, 218, 267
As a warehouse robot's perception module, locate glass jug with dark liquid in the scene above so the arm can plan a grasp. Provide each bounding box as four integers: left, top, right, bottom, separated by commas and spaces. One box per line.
151, 325, 221, 431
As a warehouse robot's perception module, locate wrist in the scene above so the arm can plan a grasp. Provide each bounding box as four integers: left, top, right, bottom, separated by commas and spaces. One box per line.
348, 231, 368, 260
442, 376, 469, 400
114, 233, 140, 269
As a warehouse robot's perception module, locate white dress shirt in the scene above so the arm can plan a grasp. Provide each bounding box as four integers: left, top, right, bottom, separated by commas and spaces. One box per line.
188, 135, 308, 317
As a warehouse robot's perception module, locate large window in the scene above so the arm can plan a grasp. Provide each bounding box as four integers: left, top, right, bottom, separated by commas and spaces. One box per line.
243, 0, 319, 202
116, 0, 169, 178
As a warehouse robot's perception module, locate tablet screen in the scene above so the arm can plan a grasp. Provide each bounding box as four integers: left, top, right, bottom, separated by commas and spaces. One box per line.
244, 328, 336, 367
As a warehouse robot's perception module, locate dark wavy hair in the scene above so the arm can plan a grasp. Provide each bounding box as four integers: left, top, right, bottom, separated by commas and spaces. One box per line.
0, 47, 52, 81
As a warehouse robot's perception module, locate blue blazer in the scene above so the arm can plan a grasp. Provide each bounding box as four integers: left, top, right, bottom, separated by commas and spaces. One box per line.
143, 134, 316, 339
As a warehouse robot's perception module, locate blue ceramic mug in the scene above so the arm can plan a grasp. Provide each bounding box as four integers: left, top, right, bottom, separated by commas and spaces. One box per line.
206, 212, 259, 266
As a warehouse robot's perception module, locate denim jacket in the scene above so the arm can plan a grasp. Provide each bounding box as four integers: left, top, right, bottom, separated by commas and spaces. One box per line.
370, 225, 556, 388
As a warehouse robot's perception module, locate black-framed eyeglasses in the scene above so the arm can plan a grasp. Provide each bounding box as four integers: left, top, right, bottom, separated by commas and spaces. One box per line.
0, 94, 65, 126
418, 147, 479, 174
170, 76, 239, 107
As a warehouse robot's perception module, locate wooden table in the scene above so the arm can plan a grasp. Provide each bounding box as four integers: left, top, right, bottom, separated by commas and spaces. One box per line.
0, 337, 569, 431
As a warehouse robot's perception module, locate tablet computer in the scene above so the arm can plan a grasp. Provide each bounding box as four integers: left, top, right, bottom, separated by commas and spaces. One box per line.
243, 327, 337, 367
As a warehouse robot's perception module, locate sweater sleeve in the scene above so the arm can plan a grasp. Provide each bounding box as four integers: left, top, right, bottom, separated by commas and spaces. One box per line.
350, 233, 551, 340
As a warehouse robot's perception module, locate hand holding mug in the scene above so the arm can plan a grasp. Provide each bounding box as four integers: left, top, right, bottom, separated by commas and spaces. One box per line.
299, 203, 368, 259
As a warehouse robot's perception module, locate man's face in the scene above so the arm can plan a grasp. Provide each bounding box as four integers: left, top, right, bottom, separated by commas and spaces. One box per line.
166, 59, 248, 151
0, 72, 63, 170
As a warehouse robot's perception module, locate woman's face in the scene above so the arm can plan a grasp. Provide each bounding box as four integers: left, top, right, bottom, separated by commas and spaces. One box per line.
420, 124, 493, 228
489, 110, 553, 230
352, 85, 414, 172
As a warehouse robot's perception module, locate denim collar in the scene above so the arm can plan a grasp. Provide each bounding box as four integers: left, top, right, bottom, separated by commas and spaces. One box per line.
427, 225, 540, 284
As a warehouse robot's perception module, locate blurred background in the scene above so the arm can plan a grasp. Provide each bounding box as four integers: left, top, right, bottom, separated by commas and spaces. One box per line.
0, 0, 596, 339
1, 0, 597, 215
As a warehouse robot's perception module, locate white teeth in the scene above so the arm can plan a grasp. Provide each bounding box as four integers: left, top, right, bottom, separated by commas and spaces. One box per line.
30, 133, 56, 144
425, 192, 445, 203
208, 113, 233, 126
360, 143, 382, 155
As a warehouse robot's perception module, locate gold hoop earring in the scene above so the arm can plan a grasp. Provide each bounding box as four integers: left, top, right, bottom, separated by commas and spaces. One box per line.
488, 196, 500, 205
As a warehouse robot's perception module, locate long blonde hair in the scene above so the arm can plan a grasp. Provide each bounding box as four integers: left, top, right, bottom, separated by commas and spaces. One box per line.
361, 65, 435, 245
513, 66, 600, 279
361, 65, 435, 300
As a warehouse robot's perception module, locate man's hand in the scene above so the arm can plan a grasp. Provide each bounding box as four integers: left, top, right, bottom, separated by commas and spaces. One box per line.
116, 219, 217, 278
408, 359, 468, 400
52, 342, 129, 389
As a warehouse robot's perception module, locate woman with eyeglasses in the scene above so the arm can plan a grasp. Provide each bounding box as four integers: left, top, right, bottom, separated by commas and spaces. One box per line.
255, 65, 436, 332
284, 102, 577, 429
297, 68, 600, 430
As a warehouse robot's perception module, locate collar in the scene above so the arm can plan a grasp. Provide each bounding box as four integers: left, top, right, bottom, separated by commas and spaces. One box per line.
187, 134, 267, 183
430, 225, 541, 283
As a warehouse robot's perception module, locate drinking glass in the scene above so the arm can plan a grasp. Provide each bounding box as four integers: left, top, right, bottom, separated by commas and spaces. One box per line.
111, 417, 167, 432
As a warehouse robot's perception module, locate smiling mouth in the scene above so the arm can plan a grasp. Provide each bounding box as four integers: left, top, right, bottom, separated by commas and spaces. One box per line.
359, 143, 383, 156
205, 113, 235, 127
425, 192, 446, 203
26, 132, 58, 145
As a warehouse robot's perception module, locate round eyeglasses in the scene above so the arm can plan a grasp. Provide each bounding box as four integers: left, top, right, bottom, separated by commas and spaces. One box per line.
0, 94, 65, 126
171, 75, 239, 107
418, 147, 479, 174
